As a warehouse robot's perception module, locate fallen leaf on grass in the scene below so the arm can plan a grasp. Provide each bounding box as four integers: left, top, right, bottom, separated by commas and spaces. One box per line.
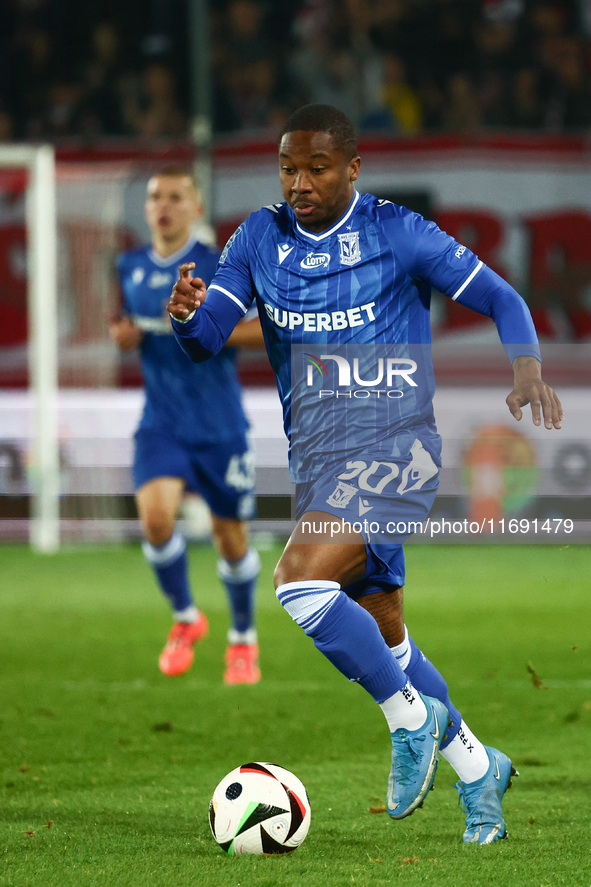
369, 804, 387, 814
526, 662, 548, 690
402, 856, 419, 864
151, 721, 173, 732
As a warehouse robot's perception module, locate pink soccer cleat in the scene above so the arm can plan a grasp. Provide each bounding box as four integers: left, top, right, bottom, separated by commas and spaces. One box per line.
158, 613, 209, 676
224, 643, 261, 685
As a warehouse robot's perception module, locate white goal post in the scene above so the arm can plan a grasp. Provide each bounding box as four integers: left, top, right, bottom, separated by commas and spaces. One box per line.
0, 145, 59, 552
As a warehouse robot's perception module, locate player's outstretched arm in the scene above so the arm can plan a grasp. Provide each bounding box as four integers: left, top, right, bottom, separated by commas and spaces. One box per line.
506, 355, 563, 430
167, 262, 207, 321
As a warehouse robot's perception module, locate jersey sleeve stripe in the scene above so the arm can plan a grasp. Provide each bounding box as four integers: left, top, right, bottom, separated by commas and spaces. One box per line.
450, 260, 483, 301
209, 284, 248, 313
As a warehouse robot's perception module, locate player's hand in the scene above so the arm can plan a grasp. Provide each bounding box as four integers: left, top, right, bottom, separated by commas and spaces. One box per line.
108, 314, 143, 350
506, 356, 563, 429
167, 262, 207, 321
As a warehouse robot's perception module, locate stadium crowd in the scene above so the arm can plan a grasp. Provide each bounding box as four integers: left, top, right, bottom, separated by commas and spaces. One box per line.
1, 0, 591, 141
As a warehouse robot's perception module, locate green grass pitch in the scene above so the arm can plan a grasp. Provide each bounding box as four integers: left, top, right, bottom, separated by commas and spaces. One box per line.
1, 541, 590, 887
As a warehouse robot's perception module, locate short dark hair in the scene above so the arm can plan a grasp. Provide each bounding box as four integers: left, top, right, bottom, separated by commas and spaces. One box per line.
279, 104, 358, 159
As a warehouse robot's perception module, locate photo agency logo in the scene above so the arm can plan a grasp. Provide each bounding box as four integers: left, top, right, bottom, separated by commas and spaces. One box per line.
303, 351, 418, 399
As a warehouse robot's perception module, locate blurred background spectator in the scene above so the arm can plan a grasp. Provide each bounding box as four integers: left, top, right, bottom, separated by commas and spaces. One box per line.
1, 0, 589, 140
123, 63, 187, 138
1, 0, 590, 343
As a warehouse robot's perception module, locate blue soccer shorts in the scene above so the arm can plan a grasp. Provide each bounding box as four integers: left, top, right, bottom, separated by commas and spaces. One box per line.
294, 434, 441, 596
133, 427, 256, 521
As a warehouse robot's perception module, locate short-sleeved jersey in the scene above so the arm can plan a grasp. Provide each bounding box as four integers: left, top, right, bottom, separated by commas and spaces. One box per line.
117, 236, 249, 446
172, 192, 539, 482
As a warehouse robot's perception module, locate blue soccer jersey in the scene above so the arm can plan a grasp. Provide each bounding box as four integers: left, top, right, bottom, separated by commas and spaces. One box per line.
117, 235, 249, 447
172, 192, 540, 481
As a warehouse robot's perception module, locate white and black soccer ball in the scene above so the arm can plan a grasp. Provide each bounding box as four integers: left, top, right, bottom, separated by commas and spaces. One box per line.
209, 762, 311, 856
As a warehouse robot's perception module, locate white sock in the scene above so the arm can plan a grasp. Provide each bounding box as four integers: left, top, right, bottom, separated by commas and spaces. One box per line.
227, 628, 258, 645
390, 625, 411, 670
379, 681, 428, 733
440, 720, 490, 783
173, 605, 199, 624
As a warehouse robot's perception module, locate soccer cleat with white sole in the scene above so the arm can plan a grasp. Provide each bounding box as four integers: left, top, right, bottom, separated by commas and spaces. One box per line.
387, 694, 449, 820
456, 746, 518, 844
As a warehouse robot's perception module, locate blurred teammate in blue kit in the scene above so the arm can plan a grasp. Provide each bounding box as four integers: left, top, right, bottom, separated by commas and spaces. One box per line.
167, 107, 563, 842
110, 167, 263, 685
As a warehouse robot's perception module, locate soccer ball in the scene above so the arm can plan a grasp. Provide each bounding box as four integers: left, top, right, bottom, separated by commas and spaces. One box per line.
209, 762, 311, 856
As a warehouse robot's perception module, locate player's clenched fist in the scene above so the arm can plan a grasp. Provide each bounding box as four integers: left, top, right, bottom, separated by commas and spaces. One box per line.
167, 262, 207, 320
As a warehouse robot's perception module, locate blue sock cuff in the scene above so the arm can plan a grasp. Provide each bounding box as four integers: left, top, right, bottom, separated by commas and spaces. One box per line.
358, 644, 406, 704
142, 531, 185, 567
276, 580, 341, 634
218, 548, 261, 583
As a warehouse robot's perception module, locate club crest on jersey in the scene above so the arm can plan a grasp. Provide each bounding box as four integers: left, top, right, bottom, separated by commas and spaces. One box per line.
338, 231, 361, 266
301, 251, 331, 270
326, 480, 358, 509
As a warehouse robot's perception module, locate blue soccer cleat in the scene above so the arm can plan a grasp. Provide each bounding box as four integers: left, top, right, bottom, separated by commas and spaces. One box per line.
387, 694, 449, 820
456, 746, 519, 844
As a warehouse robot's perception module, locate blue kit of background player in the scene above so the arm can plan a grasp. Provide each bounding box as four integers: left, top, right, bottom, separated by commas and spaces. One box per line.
118, 237, 254, 519
112, 166, 262, 685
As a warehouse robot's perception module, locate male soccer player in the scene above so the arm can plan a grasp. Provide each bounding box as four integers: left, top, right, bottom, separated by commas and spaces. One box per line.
166, 106, 563, 842
110, 166, 263, 685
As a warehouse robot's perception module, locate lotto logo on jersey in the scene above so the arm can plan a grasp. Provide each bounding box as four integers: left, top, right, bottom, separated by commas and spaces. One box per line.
301, 251, 331, 270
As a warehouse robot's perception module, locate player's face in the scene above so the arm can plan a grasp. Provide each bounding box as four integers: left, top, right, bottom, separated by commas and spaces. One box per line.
145, 175, 201, 243
279, 131, 361, 233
